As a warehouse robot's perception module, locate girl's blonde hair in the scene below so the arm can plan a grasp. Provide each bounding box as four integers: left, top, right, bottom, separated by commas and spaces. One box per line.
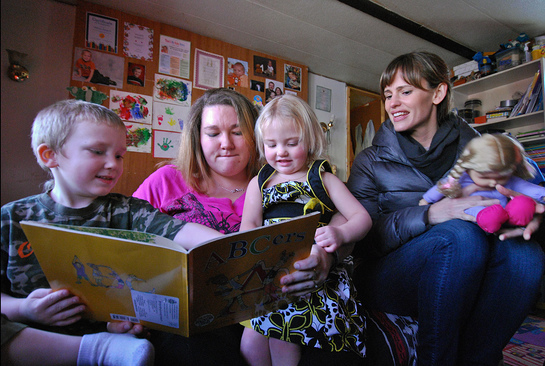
172, 88, 259, 193
255, 94, 327, 166
439, 134, 535, 197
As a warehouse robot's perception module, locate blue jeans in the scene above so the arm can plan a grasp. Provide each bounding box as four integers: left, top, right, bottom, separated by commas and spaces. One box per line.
354, 220, 545, 366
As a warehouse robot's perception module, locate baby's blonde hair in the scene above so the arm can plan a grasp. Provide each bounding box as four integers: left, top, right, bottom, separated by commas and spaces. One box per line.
255, 94, 327, 166
439, 134, 535, 197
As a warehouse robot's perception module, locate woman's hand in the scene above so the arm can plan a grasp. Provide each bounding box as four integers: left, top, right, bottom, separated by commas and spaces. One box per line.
16, 288, 85, 326
496, 184, 544, 241
427, 195, 500, 225
280, 244, 333, 297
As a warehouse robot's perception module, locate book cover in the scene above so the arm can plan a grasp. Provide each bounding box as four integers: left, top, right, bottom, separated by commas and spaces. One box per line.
511, 70, 541, 117
20, 212, 319, 337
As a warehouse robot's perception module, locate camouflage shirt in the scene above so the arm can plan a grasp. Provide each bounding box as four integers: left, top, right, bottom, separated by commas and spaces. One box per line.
1, 192, 186, 298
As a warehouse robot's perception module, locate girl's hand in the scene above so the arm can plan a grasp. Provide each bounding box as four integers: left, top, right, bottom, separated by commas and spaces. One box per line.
314, 226, 342, 252
18, 288, 85, 326
496, 184, 544, 241
427, 195, 500, 225
280, 244, 333, 297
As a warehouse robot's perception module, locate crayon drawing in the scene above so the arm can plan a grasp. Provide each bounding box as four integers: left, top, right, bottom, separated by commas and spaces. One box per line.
154, 74, 192, 106
110, 90, 152, 124
124, 122, 152, 153
154, 130, 181, 159
152, 102, 189, 133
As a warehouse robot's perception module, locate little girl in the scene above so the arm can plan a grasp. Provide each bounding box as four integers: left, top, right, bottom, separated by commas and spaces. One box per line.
420, 133, 545, 233
239, 94, 371, 365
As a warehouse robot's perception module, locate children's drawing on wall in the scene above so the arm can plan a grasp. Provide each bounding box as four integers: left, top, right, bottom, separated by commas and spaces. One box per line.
124, 122, 152, 153
109, 90, 152, 124
251, 80, 264, 92
85, 12, 118, 53
123, 22, 154, 61
152, 101, 189, 133
127, 62, 145, 86
265, 79, 284, 104
227, 58, 249, 88
67, 86, 108, 104
153, 130, 181, 159
154, 74, 192, 106
73, 47, 124, 87
253, 56, 276, 78
284, 64, 302, 91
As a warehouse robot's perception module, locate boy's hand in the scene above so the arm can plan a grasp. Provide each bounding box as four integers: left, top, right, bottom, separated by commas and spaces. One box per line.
314, 226, 341, 252
19, 288, 85, 326
107, 321, 149, 337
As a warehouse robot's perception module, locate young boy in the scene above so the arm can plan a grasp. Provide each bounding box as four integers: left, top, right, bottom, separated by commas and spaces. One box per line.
1, 100, 223, 365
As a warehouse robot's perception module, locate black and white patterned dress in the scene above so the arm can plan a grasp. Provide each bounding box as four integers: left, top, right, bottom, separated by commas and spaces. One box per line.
250, 160, 366, 358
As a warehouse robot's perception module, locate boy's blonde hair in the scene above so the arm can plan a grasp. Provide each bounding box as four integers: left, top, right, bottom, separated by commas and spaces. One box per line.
439, 134, 535, 197
255, 94, 327, 166
31, 99, 125, 173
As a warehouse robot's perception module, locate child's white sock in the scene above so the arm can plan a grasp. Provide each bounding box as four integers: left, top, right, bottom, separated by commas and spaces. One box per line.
77, 332, 154, 366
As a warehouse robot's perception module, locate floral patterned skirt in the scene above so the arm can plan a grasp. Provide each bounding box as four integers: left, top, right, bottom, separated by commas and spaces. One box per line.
251, 261, 366, 357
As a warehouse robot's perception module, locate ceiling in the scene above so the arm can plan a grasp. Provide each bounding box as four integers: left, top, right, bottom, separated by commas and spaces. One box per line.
81, 0, 544, 94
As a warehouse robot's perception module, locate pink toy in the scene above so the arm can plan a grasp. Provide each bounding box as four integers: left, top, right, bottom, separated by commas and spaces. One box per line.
505, 195, 537, 226
476, 196, 536, 233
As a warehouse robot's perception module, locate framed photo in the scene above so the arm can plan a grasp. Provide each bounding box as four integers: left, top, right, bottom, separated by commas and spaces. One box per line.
127, 62, 145, 87
251, 80, 265, 92
315, 86, 332, 112
253, 56, 276, 79
227, 58, 249, 88
284, 64, 302, 91
265, 79, 284, 104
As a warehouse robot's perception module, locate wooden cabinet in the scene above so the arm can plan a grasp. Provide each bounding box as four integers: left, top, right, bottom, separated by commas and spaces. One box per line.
452, 58, 544, 145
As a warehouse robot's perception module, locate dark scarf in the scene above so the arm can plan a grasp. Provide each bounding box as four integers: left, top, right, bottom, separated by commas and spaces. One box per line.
397, 117, 460, 183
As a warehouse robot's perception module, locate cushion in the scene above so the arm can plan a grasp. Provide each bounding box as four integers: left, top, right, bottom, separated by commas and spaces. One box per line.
364, 309, 418, 366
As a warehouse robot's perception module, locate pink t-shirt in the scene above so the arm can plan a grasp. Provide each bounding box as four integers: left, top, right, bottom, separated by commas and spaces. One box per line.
133, 165, 245, 234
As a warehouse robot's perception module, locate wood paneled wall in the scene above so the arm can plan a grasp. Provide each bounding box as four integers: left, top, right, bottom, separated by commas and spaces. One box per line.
71, 1, 308, 196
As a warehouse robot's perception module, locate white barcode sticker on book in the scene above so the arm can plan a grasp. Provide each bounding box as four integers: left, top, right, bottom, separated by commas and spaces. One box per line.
110, 314, 140, 323
131, 290, 180, 329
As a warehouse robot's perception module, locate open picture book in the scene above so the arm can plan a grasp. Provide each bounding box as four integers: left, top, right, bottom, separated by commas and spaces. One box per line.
20, 212, 319, 337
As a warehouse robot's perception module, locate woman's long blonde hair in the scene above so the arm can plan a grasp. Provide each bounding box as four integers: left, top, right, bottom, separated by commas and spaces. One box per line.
438, 134, 535, 197
171, 88, 259, 193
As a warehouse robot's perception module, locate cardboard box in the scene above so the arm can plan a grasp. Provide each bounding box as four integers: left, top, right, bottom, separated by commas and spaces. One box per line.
453, 60, 478, 77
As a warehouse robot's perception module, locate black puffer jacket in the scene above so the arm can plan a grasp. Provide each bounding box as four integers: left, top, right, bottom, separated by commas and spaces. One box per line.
346, 114, 478, 257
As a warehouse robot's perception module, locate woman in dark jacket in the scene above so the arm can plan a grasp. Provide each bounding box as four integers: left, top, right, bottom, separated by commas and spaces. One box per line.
346, 51, 544, 366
